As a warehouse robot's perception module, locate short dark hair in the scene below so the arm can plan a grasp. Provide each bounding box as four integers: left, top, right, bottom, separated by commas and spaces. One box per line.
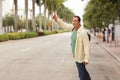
73, 16, 81, 22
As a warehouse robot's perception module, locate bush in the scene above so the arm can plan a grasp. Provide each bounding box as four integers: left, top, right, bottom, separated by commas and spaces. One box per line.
7, 33, 21, 40
37, 31, 45, 36
0, 34, 9, 42
0, 30, 68, 42
53, 30, 58, 34
6, 32, 38, 40
44, 30, 54, 35
24, 32, 39, 38
19, 33, 26, 39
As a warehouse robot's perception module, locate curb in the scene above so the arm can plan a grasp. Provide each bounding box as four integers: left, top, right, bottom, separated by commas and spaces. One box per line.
101, 44, 120, 63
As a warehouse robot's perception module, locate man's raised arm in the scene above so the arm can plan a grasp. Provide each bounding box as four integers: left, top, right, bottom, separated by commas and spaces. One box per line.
52, 15, 73, 31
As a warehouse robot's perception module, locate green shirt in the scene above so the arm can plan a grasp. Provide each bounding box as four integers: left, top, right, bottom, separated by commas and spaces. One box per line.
71, 29, 77, 56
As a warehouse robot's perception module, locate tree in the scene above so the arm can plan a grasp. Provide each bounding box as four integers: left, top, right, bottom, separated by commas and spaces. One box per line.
25, 0, 29, 32
36, 0, 66, 30
36, 0, 42, 31
46, 0, 67, 30
83, 0, 117, 29
38, 0, 42, 31
44, 0, 47, 30
3, 14, 25, 32
105, 0, 120, 19
18, 18, 25, 32
0, 0, 2, 33
32, 0, 36, 31
3, 14, 14, 27
57, 4, 74, 22
14, 0, 18, 32
36, 0, 47, 30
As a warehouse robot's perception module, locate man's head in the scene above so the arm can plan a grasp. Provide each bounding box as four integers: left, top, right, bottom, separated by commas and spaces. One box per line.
72, 16, 81, 30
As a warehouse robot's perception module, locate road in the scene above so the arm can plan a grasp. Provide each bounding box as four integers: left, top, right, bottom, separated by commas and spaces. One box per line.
0, 32, 120, 80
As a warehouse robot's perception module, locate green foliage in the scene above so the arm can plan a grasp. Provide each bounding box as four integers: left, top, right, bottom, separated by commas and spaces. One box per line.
6, 32, 38, 40
83, 0, 118, 29
2, 14, 14, 27
44, 30, 54, 35
18, 33, 26, 39
0, 34, 9, 42
7, 33, 22, 40
57, 4, 75, 22
36, 0, 74, 22
24, 32, 38, 38
37, 30, 67, 36
35, 15, 47, 30
18, 19, 25, 30
36, 0, 66, 11
28, 19, 33, 31
0, 30, 68, 42
2, 14, 25, 31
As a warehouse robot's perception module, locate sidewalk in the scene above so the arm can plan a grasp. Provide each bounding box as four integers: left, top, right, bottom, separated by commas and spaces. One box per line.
101, 38, 120, 63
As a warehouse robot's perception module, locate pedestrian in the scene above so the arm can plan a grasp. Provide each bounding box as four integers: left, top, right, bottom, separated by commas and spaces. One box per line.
107, 28, 111, 43
102, 28, 106, 42
98, 31, 103, 43
53, 15, 91, 80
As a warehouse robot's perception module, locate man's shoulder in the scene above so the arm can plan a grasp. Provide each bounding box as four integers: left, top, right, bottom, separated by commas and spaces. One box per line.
77, 27, 91, 41
78, 27, 86, 33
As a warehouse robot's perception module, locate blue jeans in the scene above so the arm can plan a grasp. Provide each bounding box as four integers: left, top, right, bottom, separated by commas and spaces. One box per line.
76, 62, 91, 80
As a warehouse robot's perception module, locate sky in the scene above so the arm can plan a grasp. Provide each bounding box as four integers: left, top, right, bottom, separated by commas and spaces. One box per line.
2, 0, 40, 18
63, 0, 89, 19
2, 0, 89, 23
63, 0, 89, 24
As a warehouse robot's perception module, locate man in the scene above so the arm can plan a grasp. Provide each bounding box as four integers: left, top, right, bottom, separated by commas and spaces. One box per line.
53, 15, 91, 80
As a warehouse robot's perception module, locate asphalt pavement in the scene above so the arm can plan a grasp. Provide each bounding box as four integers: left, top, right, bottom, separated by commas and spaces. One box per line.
0, 32, 120, 80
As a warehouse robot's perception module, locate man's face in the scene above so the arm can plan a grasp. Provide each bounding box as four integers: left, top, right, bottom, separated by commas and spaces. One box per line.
72, 17, 80, 28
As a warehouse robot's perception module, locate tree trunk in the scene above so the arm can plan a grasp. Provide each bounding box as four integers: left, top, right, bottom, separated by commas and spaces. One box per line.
39, 0, 42, 31
44, 0, 47, 30
14, 0, 18, 32
25, 0, 29, 32
32, 0, 36, 32
48, 10, 50, 30
51, 12, 54, 31
0, 0, 2, 34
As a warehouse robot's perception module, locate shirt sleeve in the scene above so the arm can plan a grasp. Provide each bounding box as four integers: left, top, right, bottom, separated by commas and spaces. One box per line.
55, 19, 73, 31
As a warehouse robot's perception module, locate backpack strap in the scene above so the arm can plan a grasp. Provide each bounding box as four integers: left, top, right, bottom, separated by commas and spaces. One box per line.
72, 28, 74, 31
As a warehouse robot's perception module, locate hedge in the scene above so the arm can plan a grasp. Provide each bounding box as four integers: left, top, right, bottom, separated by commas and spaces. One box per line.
0, 30, 67, 42
0, 34, 9, 42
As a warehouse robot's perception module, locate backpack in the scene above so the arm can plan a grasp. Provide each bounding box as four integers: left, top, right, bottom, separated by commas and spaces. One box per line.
72, 28, 91, 41
87, 32, 91, 41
